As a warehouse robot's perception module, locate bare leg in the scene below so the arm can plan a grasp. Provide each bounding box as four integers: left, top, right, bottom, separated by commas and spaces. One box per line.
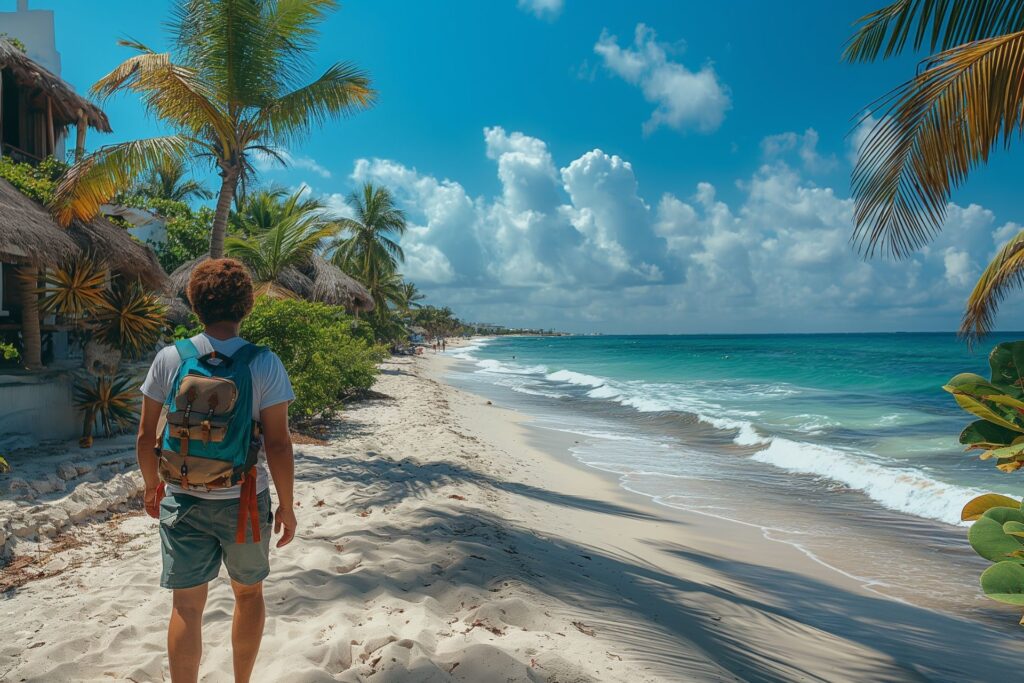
230, 579, 265, 683
168, 584, 209, 682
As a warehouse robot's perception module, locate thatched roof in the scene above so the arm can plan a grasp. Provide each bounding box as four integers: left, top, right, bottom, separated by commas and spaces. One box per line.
0, 177, 79, 265
0, 178, 167, 290
167, 254, 375, 319
68, 217, 167, 290
303, 254, 374, 312
0, 40, 111, 132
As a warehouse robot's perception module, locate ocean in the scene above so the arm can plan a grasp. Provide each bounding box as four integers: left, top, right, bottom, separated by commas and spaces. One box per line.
441, 333, 1024, 620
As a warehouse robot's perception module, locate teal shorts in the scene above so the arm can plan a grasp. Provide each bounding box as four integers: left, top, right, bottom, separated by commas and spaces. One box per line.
159, 489, 273, 589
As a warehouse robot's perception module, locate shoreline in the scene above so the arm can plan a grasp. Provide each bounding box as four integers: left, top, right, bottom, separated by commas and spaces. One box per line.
1, 349, 1021, 680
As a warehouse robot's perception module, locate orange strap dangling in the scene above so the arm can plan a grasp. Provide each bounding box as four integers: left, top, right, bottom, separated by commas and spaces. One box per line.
236, 468, 261, 544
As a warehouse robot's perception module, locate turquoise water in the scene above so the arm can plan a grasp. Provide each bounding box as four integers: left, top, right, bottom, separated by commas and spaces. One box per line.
448, 333, 1024, 526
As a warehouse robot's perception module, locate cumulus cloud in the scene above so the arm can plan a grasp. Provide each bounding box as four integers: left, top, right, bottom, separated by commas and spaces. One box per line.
330, 126, 1021, 333
517, 0, 563, 20
253, 148, 332, 179
761, 128, 837, 174
594, 24, 731, 135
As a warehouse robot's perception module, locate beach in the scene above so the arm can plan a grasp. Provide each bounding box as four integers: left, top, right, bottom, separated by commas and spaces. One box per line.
2, 344, 1023, 681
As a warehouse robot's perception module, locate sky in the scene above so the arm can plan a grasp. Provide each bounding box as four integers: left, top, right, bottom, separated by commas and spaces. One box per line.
12, 0, 1024, 334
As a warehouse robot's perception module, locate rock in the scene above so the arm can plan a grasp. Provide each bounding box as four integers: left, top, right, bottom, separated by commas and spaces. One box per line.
74, 462, 95, 477
28, 474, 65, 495
56, 462, 78, 481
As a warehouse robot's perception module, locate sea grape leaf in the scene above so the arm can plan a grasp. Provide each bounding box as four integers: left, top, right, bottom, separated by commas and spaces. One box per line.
962, 493, 1021, 521
986, 442, 1024, 460
943, 374, 1024, 432
960, 420, 1021, 450
968, 507, 1024, 563
980, 561, 1024, 605
989, 342, 1024, 399
1005, 521, 1024, 538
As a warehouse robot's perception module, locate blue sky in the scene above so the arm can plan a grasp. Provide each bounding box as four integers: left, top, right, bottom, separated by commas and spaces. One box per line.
17, 0, 1024, 333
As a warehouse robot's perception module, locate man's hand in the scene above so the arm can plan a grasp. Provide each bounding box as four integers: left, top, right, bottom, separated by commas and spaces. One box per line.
274, 505, 297, 547
144, 483, 165, 519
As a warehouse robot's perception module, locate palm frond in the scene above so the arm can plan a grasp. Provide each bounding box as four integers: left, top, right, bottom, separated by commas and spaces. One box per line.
52, 136, 192, 225
258, 62, 375, 143
92, 43, 232, 143
962, 228, 1024, 340
845, 0, 1024, 62
851, 31, 1024, 258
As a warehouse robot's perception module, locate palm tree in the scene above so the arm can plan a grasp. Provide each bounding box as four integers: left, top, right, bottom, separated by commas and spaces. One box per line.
399, 281, 425, 311
331, 182, 407, 297
135, 157, 212, 203
225, 188, 339, 297
52, 0, 374, 259
845, 1, 1024, 338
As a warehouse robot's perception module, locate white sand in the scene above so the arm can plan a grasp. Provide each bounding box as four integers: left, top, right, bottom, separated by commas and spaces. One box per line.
2, 348, 1022, 681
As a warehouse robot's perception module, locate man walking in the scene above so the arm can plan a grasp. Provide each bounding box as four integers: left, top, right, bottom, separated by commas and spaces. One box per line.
136, 258, 297, 682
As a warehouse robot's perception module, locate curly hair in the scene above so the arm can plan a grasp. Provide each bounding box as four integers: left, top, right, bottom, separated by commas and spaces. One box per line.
187, 258, 254, 324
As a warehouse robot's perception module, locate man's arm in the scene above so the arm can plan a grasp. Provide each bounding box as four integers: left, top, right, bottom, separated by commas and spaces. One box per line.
261, 402, 296, 547
137, 395, 163, 518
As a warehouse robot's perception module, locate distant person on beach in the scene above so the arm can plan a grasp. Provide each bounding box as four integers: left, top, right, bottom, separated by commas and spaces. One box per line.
442, 339, 447, 352
137, 258, 296, 683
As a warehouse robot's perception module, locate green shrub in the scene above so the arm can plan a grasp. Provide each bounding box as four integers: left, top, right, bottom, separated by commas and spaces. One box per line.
151, 207, 215, 273
0, 156, 67, 204
241, 298, 384, 422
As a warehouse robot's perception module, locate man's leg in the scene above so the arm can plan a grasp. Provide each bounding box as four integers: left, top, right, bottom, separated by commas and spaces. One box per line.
231, 579, 265, 683
168, 583, 209, 683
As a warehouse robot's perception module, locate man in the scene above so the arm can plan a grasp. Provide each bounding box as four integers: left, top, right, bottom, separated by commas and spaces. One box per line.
137, 258, 298, 683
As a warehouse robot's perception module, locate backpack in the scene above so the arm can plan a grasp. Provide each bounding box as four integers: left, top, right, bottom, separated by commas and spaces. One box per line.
155, 338, 267, 543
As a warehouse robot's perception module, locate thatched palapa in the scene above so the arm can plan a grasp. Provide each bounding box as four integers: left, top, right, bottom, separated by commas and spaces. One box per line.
0, 178, 167, 289
167, 254, 374, 324
0, 39, 111, 134
0, 177, 79, 265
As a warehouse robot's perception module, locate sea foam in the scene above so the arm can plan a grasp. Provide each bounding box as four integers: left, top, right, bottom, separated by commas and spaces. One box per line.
750, 437, 991, 526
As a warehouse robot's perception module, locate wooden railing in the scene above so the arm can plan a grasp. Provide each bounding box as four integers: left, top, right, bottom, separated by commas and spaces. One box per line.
0, 142, 44, 165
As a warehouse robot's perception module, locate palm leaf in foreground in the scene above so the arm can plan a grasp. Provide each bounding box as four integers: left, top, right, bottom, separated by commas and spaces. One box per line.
851, 30, 1024, 259
962, 229, 1024, 340
51, 136, 191, 226
844, 0, 1024, 63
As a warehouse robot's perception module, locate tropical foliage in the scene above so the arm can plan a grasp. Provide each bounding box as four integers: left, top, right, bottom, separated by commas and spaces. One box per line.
946, 340, 1024, 619
0, 155, 67, 204
134, 156, 212, 203
845, 0, 1024, 338
241, 298, 385, 422
36, 254, 167, 360
52, 0, 375, 259
330, 182, 418, 341
93, 280, 167, 359
73, 374, 139, 445
226, 188, 339, 296
152, 206, 216, 273
36, 254, 109, 320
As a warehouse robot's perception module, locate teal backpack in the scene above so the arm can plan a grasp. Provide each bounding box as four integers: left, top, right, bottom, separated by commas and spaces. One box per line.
155, 338, 267, 542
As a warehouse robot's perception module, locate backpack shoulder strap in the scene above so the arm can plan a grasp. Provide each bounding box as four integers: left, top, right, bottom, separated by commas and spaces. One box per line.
229, 343, 267, 368
174, 338, 200, 361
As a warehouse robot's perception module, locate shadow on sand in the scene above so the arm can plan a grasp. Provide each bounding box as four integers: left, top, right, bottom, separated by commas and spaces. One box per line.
282, 445, 1022, 682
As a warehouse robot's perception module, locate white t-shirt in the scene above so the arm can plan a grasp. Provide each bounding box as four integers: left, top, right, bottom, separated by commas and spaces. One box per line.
140, 333, 294, 500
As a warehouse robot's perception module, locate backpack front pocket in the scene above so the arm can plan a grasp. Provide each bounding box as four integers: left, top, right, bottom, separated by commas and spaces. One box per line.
159, 450, 235, 490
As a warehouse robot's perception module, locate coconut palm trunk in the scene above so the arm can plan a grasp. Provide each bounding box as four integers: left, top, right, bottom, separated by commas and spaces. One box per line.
18, 265, 42, 369
209, 168, 240, 259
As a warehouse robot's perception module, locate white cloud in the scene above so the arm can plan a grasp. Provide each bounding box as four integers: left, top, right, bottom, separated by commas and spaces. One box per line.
327, 126, 1022, 333
761, 128, 837, 174
253, 148, 332, 179
594, 24, 731, 135
848, 113, 879, 166
517, 0, 563, 20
